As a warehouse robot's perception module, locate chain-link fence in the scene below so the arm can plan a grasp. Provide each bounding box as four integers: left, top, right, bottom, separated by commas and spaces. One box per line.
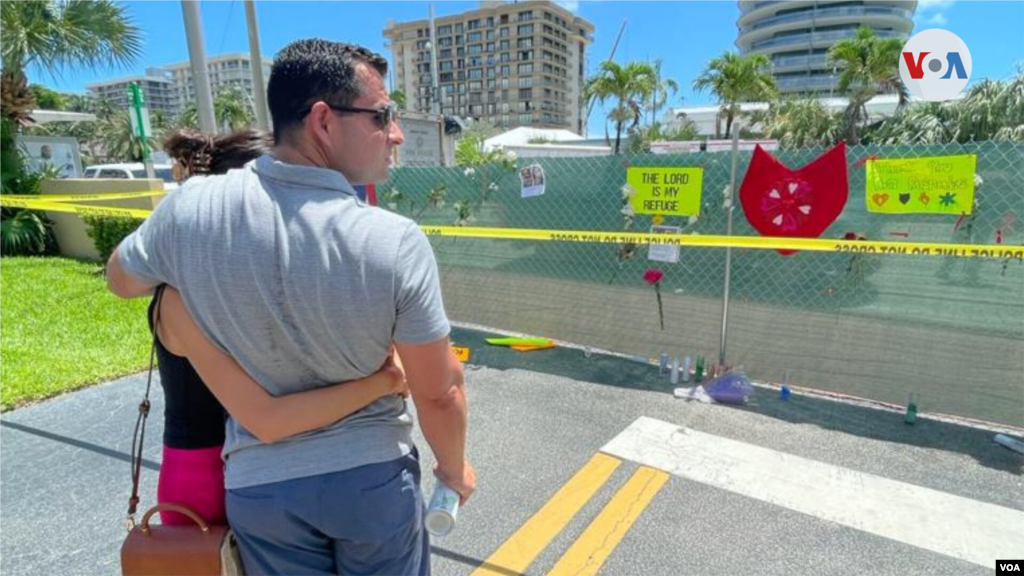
382, 141, 1024, 428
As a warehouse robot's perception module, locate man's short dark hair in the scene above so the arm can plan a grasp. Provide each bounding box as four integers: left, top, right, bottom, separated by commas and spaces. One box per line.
267, 39, 388, 143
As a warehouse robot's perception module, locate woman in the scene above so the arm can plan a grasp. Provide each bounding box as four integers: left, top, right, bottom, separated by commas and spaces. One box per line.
153, 129, 395, 525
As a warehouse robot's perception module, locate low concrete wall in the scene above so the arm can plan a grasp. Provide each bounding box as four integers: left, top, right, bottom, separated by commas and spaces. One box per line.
40, 179, 165, 261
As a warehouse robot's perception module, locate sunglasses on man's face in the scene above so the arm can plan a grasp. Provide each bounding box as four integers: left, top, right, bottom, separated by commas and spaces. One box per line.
304, 102, 399, 131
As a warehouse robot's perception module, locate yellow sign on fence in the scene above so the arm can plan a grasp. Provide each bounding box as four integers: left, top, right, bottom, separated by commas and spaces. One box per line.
451, 346, 470, 362
626, 167, 703, 216
865, 154, 977, 215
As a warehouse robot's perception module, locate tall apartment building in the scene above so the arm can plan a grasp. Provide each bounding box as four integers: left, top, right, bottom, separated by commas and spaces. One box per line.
736, 0, 917, 95
85, 68, 180, 115
163, 53, 272, 108
384, 0, 595, 134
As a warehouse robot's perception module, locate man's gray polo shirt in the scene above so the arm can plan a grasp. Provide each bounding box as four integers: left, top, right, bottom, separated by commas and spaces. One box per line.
118, 155, 450, 489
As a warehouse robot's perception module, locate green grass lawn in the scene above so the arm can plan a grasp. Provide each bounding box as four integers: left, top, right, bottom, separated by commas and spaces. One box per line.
1, 257, 152, 410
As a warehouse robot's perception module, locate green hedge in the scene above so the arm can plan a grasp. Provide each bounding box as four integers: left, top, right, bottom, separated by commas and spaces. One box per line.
84, 216, 144, 262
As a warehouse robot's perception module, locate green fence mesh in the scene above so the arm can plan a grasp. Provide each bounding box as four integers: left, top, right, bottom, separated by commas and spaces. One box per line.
382, 141, 1024, 428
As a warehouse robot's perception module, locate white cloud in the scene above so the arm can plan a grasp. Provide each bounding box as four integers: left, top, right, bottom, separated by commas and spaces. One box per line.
915, 0, 954, 28
556, 1, 580, 13
917, 0, 956, 11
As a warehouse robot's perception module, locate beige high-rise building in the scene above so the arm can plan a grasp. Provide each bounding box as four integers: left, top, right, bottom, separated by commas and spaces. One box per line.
86, 68, 180, 116
384, 0, 595, 134
163, 53, 272, 110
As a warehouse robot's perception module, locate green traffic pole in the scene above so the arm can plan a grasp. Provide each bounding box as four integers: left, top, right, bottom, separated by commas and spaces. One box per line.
129, 82, 155, 179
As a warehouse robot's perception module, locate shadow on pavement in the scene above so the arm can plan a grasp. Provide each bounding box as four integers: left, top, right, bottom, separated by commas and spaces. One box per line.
0, 419, 160, 471
451, 326, 1024, 476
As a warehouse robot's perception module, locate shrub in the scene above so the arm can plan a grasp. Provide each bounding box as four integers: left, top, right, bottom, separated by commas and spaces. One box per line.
84, 216, 144, 262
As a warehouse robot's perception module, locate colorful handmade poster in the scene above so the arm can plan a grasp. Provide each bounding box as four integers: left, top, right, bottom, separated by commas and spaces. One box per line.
865, 155, 976, 215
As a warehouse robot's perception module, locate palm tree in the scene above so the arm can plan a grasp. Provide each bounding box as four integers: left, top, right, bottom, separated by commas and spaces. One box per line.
390, 90, 408, 111
584, 60, 658, 154
752, 98, 843, 149
214, 86, 254, 132
169, 103, 200, 131
865, 71, 1024, 144
1, 1, 142, 124
693, 51, 777, 139
647, 59, 680, 127
30, 84, 65, 110
98, 110, 158, 162
827, 26, 906, 144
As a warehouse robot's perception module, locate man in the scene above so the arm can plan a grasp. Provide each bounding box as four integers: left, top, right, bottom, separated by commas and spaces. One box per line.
107, 39, 474, 575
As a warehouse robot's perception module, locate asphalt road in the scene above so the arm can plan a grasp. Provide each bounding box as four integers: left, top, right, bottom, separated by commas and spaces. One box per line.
2, 331, 1022, 576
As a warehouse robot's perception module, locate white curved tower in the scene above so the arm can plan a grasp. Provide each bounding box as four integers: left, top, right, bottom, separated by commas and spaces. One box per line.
737, 1, 917, 95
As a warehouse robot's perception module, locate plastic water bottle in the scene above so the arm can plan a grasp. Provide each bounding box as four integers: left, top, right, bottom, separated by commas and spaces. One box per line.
670, 356, 680, 385
682, 356, 692, 382
694, 356, 705, 384
904, 394, 917, 425
779, 385, 791, 401
659, 352, 669, 374
425, 482, 460, 537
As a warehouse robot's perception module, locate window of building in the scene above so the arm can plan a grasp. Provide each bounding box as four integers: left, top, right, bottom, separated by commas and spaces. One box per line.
518, 76, 533, 88
517, 24, 533, 35
438, 25, 452, 36
519, 113, 533, 124
455, 23, 463, 33
517, 63, 533, 74
518, 88, 533, 100
499, 27, 510, 38
468, 19, 480, 30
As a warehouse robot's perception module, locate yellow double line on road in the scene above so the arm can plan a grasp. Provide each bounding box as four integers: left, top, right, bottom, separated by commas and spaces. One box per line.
470, 453, 669, 576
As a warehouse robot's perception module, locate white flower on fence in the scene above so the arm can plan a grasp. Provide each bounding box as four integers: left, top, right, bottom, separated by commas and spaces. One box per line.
620, 183, 636, 200
463, 167, 476, 177
488, 182, 499, 192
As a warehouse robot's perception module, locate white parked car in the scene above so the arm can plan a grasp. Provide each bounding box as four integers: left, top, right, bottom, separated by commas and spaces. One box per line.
82, 163, 177, 191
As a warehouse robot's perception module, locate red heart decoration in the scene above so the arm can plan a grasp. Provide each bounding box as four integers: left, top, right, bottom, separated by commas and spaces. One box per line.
739, 142, 849, 256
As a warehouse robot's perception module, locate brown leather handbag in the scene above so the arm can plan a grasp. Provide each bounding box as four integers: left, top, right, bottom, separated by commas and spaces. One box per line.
120, 286, 244, 576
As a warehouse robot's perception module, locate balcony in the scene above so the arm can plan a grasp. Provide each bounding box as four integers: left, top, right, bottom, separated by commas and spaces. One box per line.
776, 75, 839, 92
740, 1, 785, 15
741, 5, 914, 35
750, 29, 902, 52
772, 53, 829, 72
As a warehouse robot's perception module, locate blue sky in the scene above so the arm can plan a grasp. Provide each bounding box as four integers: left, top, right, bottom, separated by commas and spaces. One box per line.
28, 0, 1024, 137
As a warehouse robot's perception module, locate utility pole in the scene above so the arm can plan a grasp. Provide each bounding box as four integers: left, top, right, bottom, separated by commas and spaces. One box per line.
181, 0, 217, 133
244, 0, 270, 130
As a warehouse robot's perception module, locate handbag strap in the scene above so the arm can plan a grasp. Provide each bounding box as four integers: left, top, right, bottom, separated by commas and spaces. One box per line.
126, 284, 167, 531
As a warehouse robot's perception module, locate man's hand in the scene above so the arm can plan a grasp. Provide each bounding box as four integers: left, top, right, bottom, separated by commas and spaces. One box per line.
381, 353, 408, 397
435, 461, 476, 505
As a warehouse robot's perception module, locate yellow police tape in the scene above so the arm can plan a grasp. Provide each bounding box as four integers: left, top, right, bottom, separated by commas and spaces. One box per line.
2, 190, 166, 203
1, 198, 154, 219
3, 194, 1020, 260
422, 226, 1023, 260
